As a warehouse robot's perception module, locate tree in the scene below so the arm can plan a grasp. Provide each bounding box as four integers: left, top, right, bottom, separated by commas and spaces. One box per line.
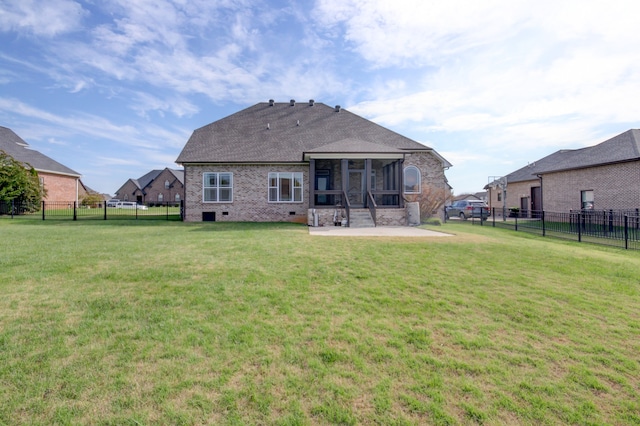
81, 192, 104, 208
404, 184, 452, 222
0, 150, 45, 210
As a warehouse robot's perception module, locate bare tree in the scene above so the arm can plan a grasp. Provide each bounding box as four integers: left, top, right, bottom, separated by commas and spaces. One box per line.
404, 184, 452, 221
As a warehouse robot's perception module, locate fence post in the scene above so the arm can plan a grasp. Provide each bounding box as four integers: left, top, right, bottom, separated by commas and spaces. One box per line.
42, 201, 45, 220
11, 199, 15, 219
166, 202, 169, 221
180, 200, 184, 221
104, 202, 107, 220
515, 214, 518, 231
578, 212, 582, 242
542, 210, 546, 236
624, 215, 629, 250
492, 207, 495, 227
73, 201, 77, 221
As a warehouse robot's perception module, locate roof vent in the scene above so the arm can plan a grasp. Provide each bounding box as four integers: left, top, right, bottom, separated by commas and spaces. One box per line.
290, 99, 295, 106
296, 120, 300, 126
268, 99, 274, 106
267, 123, 270, 130
309, 99, 315, 106
334, 105, 341, 112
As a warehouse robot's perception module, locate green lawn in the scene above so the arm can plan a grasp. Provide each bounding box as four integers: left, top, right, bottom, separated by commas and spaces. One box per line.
1, 220, 639, 425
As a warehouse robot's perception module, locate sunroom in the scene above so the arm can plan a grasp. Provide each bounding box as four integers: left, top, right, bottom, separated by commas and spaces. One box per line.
305, 143, 417, 227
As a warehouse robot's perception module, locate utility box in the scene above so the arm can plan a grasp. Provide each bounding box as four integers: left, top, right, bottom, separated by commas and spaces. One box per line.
406, 202, 420, 226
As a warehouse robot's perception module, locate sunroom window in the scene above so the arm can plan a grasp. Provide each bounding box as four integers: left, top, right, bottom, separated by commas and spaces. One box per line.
203, 172, 233, 202
269, 172, 303, 202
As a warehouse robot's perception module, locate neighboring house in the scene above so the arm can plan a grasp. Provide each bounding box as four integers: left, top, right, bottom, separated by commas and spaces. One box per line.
78, 180, 110, 204
474, 191, 488, 202
486, 129, 640, 215
0, 126, 81, 203
114, 168, 184, 204
453, 192, 487, 202
176, 100, 451, 225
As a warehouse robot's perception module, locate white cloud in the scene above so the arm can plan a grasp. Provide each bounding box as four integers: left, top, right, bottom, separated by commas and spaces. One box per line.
0, 97, 189, 150
131, 92, 200, 119
0, 0, 86, 37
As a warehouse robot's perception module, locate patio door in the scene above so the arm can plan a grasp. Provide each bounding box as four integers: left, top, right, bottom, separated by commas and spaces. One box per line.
520, 197, 529, 218
347, 170, 365, 207
531, 186, 541, 218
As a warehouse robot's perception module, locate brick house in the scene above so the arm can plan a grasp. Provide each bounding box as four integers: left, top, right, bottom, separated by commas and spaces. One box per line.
176, 100, 451, 225
486, 129, 640, 215
1, 126, 81, 203
114, 168, 184, 205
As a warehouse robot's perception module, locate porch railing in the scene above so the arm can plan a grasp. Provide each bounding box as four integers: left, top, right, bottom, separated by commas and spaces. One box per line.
366, 191, 377, 227
313, 190, 401, 208
342, 190, 351, 227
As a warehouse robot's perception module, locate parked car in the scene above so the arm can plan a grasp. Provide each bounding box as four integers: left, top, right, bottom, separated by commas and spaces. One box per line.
446, 200, 490, 220
115, 201, 148, 210
106, 199, 120, 207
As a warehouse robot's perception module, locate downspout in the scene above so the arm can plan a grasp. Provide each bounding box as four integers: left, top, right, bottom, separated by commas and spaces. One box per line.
536, 174, 543, 212
443, 165, 451, 221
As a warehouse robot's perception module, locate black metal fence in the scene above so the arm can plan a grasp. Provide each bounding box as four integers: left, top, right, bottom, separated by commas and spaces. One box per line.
456, 207, 640, 250
0, 200, 183, 221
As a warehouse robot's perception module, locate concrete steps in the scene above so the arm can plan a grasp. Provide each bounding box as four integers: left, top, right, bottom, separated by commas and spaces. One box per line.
348, 209, 375, 228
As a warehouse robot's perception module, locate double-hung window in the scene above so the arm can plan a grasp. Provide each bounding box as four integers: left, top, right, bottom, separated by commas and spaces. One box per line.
269, 172, 303, 202
581, 190, 594, 210
203, 172, 233, 202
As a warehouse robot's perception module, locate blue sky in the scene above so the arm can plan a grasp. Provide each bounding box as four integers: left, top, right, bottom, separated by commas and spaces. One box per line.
2, 0, 639, 195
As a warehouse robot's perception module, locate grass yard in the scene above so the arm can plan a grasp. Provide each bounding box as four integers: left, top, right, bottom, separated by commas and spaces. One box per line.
0, 219, 639, 425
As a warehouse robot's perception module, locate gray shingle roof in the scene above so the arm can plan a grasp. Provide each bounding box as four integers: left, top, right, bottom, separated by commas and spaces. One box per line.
176, 102, 438, 164
0, 126, 81, 177
115, 168, 184, 195
492, 129, 640, 185
536, 129, 640, 174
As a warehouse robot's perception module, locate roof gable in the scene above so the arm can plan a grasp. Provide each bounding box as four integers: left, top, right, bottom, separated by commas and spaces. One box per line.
0, 126, 81, 177
176, 102, 435, 163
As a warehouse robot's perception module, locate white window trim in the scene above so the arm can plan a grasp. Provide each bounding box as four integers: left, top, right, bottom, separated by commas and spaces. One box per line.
268, 172, 303, 203
203, 172, 233, 203
403, 166, 421, 194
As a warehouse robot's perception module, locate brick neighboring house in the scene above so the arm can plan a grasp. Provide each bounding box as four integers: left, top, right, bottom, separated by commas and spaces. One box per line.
1, 126, 81, 203
78, 181, 110, 205
176, 100, 451, 225
114, 168, 184, 205
486, 129, 640, 215
453, 192, 487, 202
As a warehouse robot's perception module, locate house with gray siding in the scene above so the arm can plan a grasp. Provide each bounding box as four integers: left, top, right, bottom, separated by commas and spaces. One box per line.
176, 100, 451, 226
487, 129, 640, 215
